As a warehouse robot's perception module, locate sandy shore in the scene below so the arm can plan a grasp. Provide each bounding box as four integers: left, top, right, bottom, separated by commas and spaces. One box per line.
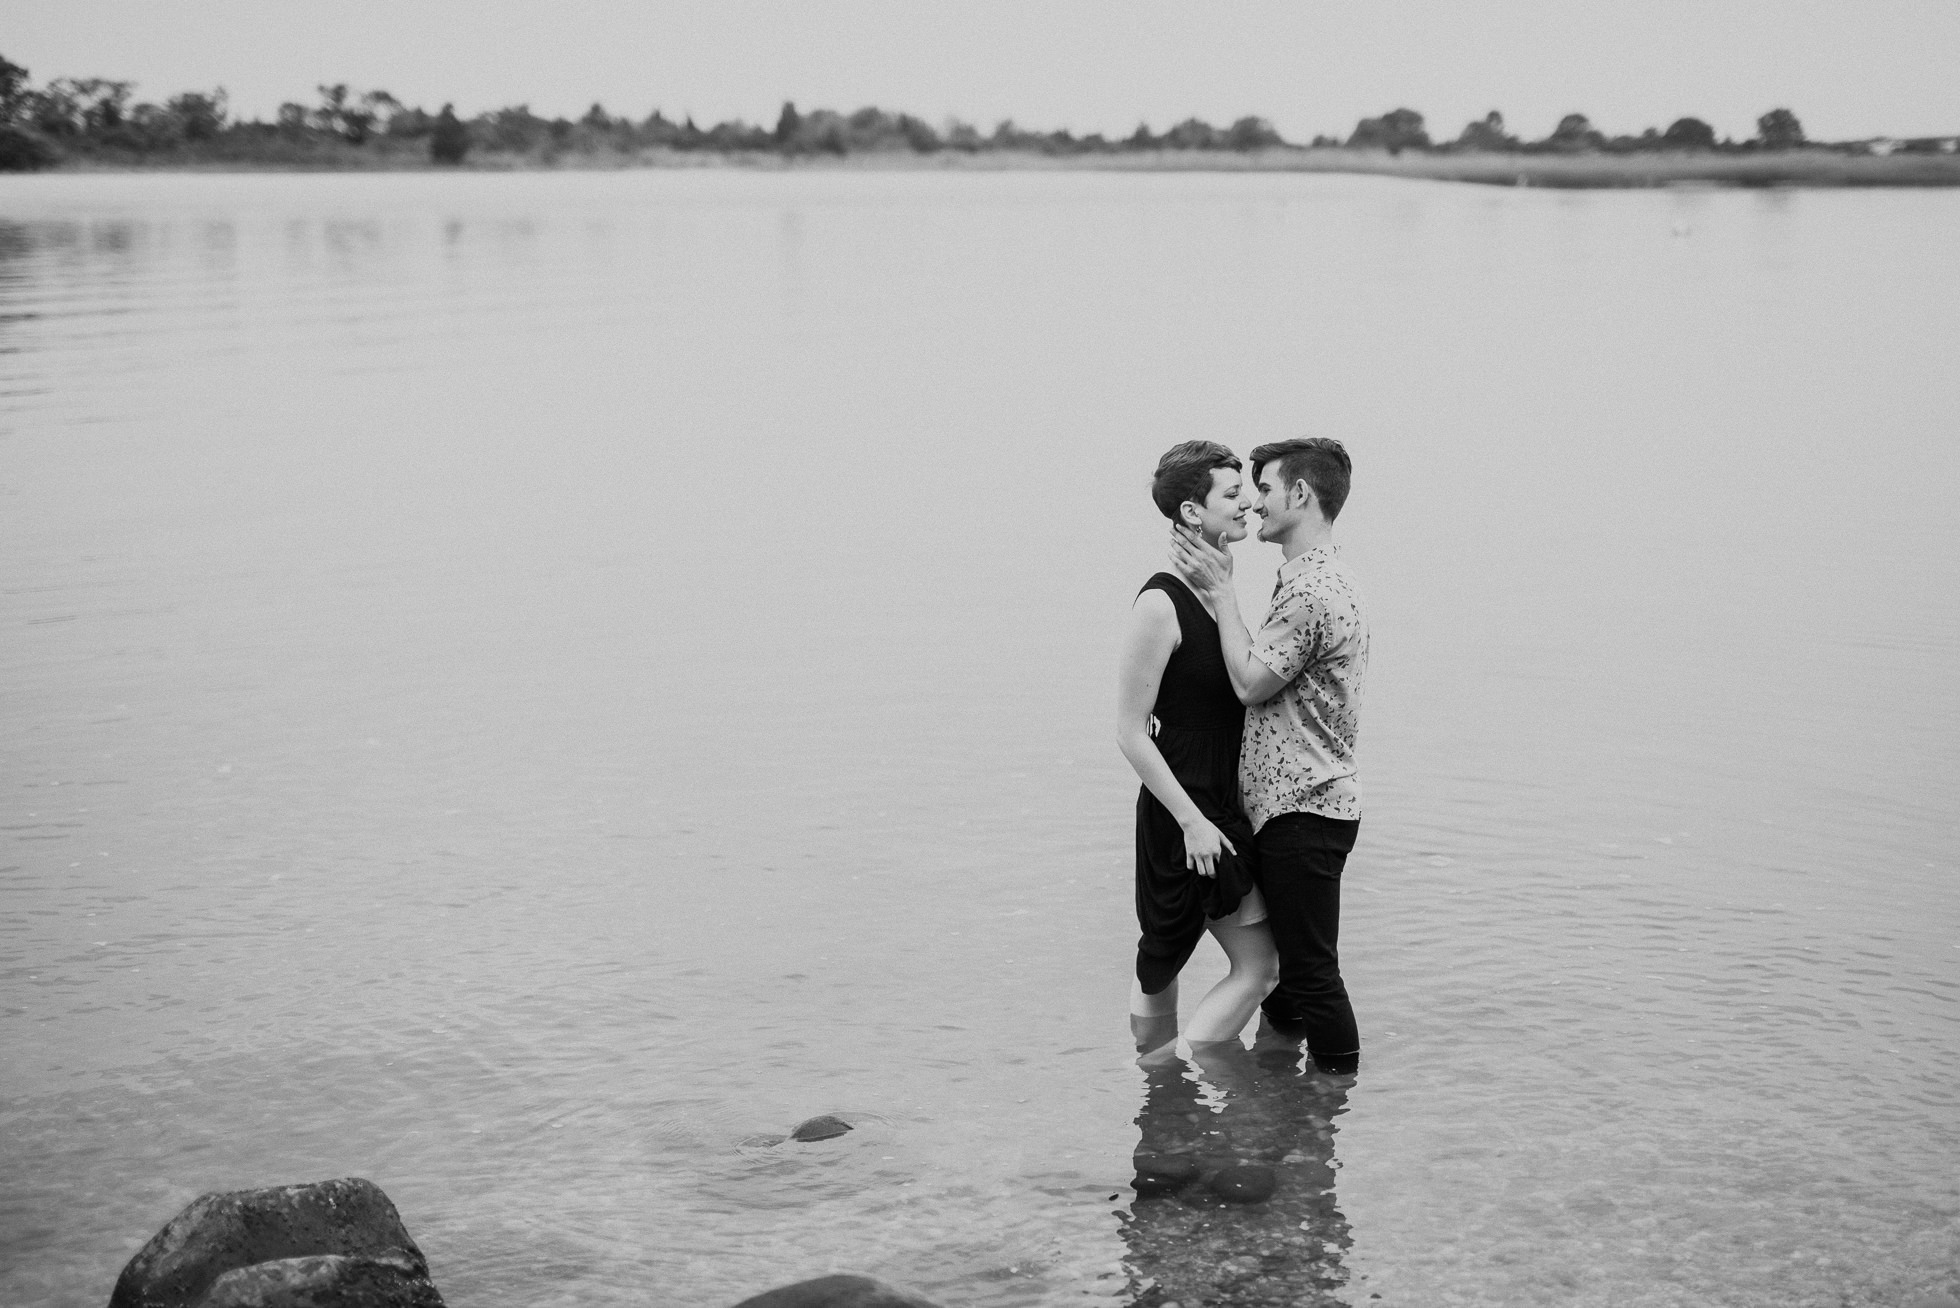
787, 147, 1960, 187
1226, 147, 1960, 188
46, 146, 1960, 187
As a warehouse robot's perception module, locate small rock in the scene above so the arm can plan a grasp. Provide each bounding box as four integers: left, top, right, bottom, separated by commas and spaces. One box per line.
1131, 1154, 1199, 1197
729, 1273, 940, 1308
1209, 1164, 1277, 1203
195, 1252, 444, 1308
109, 1177, 436, 1308
789, 1115, 853, 1142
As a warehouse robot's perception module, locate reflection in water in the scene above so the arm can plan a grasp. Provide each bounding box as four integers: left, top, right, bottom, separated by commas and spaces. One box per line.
0, 219, 31, 269
0, 218, 143, 270
1123, 1021, 1353, 1307
92, 222, 136, 254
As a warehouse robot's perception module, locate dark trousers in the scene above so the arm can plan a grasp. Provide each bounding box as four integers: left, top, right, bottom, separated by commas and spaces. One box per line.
1256, 812, 1361, 1061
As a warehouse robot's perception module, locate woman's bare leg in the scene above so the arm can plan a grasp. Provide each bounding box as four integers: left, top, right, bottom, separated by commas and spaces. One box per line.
1184, 920, 1280, 1045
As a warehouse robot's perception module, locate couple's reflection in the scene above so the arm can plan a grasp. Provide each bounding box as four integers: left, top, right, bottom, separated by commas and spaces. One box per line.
1121, 1016, 1353, 1307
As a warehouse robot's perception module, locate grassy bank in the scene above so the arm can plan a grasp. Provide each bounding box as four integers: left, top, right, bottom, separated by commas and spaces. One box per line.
1239, 147, 1960, 188
822, 147, 1960, 186
36, 144, 1960, 188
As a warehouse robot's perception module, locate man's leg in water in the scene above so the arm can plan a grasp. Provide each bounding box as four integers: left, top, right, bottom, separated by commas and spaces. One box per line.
1256, 812, 1361, 1072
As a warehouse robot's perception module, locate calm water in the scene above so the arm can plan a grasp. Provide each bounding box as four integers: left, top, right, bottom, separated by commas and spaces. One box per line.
1, 170, 1956, 1308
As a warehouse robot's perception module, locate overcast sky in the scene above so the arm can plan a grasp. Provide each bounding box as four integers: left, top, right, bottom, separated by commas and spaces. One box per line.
7, 0, 1956, 142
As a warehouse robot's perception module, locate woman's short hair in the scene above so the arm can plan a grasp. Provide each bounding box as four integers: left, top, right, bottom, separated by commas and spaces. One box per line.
1249, 437, 1351, 522
1151, 441, 1241, 521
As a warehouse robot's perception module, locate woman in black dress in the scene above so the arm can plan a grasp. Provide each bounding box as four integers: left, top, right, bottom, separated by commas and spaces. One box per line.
1116, 441, 1278, 1049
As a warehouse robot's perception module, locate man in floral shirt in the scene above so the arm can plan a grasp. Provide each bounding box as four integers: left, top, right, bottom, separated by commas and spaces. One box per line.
1171, 437, 1368, 1073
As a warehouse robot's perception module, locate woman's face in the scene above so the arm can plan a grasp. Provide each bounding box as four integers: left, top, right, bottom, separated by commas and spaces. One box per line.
1183, 466, 1251, 543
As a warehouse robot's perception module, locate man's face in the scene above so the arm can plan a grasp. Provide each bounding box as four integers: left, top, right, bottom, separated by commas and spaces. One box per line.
1252, 465, 1296, 541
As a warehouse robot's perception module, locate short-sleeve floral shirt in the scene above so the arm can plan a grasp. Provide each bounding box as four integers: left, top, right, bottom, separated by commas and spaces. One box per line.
1238, 543, 1369, 831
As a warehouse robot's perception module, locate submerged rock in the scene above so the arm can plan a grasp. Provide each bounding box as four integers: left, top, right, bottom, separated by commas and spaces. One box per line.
1207, 1164, 1277, 1203
195, 1252, 444, 1308
730, 1274, 940, 1308
788, 1114, 853, 1142
1131, 1154, 1200, 1197
109, 1177, 440, 1308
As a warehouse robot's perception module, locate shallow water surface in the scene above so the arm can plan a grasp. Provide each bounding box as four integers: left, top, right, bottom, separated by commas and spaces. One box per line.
2, 170, 1957, 1308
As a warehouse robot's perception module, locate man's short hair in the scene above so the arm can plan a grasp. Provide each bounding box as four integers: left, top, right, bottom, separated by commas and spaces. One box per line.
1249, 437, 1352, 522
1150, 441, 1242, 521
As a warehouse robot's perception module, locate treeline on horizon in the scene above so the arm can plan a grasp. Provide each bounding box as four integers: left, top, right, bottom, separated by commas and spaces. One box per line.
3, 52, 1955, 172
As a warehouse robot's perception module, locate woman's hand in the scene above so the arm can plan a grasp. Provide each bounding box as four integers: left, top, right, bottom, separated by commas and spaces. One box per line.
1169, 525, 1233, 600
1180, 815, 1237, 879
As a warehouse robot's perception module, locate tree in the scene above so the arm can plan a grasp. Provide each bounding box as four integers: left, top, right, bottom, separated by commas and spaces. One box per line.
0, 124, 57, 170
1348, 108, 1428, 153
1226, 116, 1283, 150
22, 77, 134, 137
1162, 117, 1222, 149
0, 53, 49, 170
1456, 110, 1517, 152
72, 78, 133, 132
310, 84, 393, 143
1544, 113, 1604, 152
0, 54, 31, 122
125, 101, 180, 148
1037, 128, 1080, 155
165, 89, 227, 141
360, 91, 400, 137
845, 105, 896, 148
24, 80, 81, 134
1662, 117, 1717, 150
314, 83, 353, 137
773, 100, 801, 150
1597, 126, 1663, 153
1756, 108, 1805, 150
705, 118, 769, 151
429, 103, 468, 164
386, 106, 436, 138
573, 102, 629, 152
482, 104, 549, 152
896, 113, 940, 152
942, 117, 983, 151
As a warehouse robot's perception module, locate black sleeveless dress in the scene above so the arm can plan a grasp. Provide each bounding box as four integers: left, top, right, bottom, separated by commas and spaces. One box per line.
1134, 573, 1259, 995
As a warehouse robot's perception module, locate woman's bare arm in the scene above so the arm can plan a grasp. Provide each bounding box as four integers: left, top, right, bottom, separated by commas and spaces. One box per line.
1116, 588, 1237, 877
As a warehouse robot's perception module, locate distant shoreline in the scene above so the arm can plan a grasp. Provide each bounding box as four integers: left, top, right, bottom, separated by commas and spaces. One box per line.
8, 66, 1954, 189
41, 146, 1960, 188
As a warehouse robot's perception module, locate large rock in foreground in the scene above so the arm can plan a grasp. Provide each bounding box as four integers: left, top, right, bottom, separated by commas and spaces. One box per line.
195, 1253, 443, 1308
109, 1178, 441, 1308
731, 1274, 941, 1308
